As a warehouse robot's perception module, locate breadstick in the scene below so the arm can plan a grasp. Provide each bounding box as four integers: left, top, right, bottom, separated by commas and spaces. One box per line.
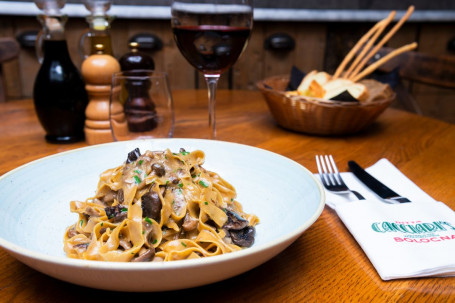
332, 17, 390, 79
349, 5, 415, 80
343, 11, 395, 79
351, 42, 418, 82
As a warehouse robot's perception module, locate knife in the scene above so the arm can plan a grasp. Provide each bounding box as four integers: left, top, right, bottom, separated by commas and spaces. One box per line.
348, 160, 411, 203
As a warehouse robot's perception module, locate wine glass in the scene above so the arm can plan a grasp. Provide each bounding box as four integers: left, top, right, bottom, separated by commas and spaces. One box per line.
171, 0, 253, 139
109, 70, 174, 141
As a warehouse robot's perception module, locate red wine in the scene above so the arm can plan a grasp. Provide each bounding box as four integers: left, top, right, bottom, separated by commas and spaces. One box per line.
173, 25, 250, 74
33, 40, 89, 143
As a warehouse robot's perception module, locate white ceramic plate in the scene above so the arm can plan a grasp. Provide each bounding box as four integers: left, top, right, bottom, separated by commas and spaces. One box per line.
0, 139, 325, 291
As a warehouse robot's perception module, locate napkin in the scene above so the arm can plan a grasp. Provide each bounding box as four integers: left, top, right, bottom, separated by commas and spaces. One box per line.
319, 158, 455, 280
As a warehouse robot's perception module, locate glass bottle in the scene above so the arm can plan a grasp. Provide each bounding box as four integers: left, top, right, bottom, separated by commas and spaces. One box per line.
79, 0, 114, 58
33, 0, 89, 143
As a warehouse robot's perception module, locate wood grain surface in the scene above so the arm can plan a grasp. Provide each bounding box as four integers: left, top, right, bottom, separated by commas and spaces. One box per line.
0, 90, 454, 302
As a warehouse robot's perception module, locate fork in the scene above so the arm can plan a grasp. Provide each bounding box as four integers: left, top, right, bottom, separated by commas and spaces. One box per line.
316, 155, 365, 200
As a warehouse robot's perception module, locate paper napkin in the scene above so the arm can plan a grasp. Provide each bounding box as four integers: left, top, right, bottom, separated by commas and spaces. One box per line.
319, 159, 455, 280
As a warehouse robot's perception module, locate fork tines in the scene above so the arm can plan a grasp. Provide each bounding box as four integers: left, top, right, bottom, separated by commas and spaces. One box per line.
315, 155, 341, 187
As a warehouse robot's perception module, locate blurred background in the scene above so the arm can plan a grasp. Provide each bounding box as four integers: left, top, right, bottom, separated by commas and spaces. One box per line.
1, 0, 454, 123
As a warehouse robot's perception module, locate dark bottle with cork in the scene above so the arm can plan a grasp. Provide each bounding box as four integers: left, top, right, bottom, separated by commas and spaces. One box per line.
119, 42, 157, 132
33, 0, 89, 143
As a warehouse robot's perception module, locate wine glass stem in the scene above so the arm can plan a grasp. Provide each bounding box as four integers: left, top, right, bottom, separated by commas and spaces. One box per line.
205, 74, 220, 139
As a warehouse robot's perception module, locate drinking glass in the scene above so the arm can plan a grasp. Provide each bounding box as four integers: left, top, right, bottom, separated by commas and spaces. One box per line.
171, 0, 253, 139
109, 70, 174, 141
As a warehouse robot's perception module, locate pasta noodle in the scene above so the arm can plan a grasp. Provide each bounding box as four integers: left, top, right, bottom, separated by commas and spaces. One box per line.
64, 148, 259, 262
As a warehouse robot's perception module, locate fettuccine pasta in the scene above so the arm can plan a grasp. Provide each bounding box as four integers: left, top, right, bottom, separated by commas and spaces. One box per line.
64, 148, 259, 262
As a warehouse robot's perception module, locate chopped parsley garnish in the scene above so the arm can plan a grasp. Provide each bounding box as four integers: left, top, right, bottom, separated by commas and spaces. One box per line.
80, 219, 84, 226
145, 217, 152, 224
204, 201, 208, 205
142, 230, 145, 234
178, 182, 183, 188
101, 222, 103, 226
181, 242, 187, 247
180, 151, 190, 155
121, 208, 128, 212
153, 239, 158, 244
133, 175, 141, 184
199, 180, 209, 188
138, 160, 143, 165
134, 169, 142, 174
191, 174, 196, 178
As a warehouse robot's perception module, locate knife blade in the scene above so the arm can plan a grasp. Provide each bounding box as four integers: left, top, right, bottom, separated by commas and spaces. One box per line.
348, 160, 411, 203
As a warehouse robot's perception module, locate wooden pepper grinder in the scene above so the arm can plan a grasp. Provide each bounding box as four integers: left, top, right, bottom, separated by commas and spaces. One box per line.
81, 44, 120, 144
119, 42, 157, 132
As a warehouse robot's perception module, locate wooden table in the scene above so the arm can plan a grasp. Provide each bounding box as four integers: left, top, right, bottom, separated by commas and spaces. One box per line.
1, 90, 454, 302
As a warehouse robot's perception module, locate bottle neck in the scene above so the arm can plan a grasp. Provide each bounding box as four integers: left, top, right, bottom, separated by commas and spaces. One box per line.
38, 14, 67, 41
86, 15, 113, 32
43, 39, 71, 61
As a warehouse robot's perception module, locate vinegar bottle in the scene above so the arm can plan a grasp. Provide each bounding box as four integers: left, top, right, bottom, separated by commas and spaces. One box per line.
33, 0, 89, 143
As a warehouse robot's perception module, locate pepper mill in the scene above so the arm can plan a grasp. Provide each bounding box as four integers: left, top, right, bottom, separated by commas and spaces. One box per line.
81, 44, 120, 144
119, 42, 155, 71
118, 42, 157, 132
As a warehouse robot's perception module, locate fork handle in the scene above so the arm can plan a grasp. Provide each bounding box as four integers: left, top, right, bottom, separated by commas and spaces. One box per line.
352, 191, 366, 200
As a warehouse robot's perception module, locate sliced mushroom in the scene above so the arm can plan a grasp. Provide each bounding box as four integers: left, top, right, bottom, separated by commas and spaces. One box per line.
168, 174, 180, 185
229, 226, 255, 247
126, 148, 141, 164
117, 189, 124, 203
67, 226, 78, 238
223, 210, 249, 230
131, 247, 156, 262
105, 205, 128, 223
102, 191, 115, 204
100, 189, 124, 205
119, 238, 132, 250
182, 213, 198, 231
151, 163, 165, 177
141, 190, 162, 221
73, 243, 89, 254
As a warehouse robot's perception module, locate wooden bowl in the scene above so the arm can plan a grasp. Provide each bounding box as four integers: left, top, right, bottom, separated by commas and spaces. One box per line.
257, 75, 395, 135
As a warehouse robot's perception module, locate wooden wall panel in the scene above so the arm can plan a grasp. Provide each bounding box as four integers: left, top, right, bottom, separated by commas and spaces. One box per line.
1, 16, 454, 123
413, 23, 455, 124
13, 17, 41, 99
0, 16, 22, 100
263, 22, 327, 77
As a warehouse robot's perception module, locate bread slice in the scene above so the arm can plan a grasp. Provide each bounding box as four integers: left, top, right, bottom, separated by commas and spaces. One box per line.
308, 80, 325, 98
322, 79, 369, 102
297, 70, 331, 95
